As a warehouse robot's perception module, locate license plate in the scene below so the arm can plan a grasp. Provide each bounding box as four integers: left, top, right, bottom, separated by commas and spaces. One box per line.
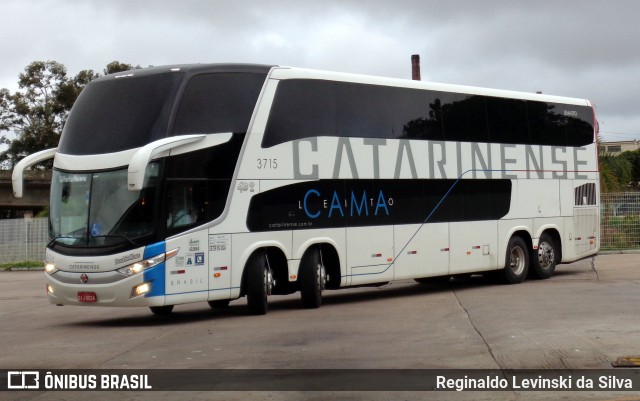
77, 292, 97, 303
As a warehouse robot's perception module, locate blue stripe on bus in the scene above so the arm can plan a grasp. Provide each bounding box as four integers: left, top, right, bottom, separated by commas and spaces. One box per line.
143, 241, 166, 298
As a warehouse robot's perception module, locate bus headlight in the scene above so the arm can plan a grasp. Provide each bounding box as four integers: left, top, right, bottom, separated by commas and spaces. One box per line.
45, 263, 58, 274
117, 248, 178, 277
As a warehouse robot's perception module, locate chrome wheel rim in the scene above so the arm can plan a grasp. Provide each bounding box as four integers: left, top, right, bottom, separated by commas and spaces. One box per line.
317, 264, 326, 292
538, 242, 555, 270
509, 246, 526, 276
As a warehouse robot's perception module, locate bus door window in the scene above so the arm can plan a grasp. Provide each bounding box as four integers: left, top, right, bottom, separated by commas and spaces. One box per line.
167, 183, 198, 228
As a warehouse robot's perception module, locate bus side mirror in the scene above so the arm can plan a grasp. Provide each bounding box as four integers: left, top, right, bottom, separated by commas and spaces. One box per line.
127, 133, 232, 191
12, 147, 58, 198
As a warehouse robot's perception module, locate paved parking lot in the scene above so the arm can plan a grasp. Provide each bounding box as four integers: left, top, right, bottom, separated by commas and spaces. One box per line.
1, 254, 639, 400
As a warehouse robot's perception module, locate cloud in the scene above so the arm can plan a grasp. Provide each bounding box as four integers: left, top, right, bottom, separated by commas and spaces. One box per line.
0, 0, 639, 139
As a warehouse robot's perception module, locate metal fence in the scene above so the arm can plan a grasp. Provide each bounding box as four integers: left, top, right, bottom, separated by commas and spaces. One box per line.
0, 193, 639, 263
0, 218, 49, 264
600, 192, 640, 250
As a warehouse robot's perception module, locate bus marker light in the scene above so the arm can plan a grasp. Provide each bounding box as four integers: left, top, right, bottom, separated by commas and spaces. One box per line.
407, 250, 417, 255
466, 251, 472, 255
372, 253, 382, 258
387, 258, 393, 262
214, 273, 221, 278
133, 283, 150, 297
290, 275, 297, 280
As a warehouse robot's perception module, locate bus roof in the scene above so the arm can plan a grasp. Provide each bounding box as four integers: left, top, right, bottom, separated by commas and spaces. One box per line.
269, 66, 591, 107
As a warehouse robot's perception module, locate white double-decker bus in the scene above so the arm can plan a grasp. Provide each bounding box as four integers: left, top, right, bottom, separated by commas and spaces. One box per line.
12, 64, 599, 315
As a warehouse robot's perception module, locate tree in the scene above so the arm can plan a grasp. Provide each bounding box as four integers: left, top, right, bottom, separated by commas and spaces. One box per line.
104, 61, 136, 75
620, 148, 640, 187
599, 153, 633, 193
0, 60, 134, 169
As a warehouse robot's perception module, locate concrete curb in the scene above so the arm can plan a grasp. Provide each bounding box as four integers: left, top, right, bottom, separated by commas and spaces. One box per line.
599, 249, 640, 255
2, 267, 44, 272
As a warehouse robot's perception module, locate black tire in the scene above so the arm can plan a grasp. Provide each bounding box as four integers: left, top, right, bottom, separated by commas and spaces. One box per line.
246, 252, 271, 315
208, 299, 231, 309
530, 233, 557, 279
149, 305, 174, 315
503, 236, 529, 284
300, 247, 326, 309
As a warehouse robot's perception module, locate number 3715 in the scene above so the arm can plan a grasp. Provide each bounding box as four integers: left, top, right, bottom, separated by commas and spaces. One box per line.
257, 158, 278, 169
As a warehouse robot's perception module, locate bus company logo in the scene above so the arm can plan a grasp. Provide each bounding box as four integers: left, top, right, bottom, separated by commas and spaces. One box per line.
7, 371, 40, 389
114, 253, 141, 266
68, 264, 99, 270
80, 274, 89, 283
299, 189, 393, 219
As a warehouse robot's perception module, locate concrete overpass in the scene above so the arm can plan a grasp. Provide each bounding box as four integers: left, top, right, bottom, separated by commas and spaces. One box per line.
0, 170, 51, 219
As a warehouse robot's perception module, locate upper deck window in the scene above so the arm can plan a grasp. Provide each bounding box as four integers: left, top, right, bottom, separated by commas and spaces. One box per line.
172, 72, 267, 135
262, 79, 594, 148
59, 72, 184, 155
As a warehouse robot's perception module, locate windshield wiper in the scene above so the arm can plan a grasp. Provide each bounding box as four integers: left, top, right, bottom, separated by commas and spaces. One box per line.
91, 235, 139, 247
48, 235, 82, 247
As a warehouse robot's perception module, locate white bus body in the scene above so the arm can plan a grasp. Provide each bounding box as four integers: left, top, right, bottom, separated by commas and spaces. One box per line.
13, 64, 599, 315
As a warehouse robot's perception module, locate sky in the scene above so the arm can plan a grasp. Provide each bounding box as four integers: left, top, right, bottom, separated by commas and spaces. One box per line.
2, 0, 639, 143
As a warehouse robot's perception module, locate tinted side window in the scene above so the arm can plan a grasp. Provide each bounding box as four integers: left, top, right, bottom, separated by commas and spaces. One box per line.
263, 80, 445, 147
172, 73, 267, 135
262, 79, 593, 148
163, 134, 244, 235
526, 101, 595, 147
486, 97, 530, 144
440, 94, 488, 143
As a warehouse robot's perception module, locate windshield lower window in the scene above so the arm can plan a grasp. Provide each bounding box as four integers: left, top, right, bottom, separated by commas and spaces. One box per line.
49, 164, 159, 247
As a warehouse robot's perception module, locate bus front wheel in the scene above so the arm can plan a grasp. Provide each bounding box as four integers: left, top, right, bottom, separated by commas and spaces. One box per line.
503, 236, 529, 284
246, 252, 273, 315
300, 247, 326, 309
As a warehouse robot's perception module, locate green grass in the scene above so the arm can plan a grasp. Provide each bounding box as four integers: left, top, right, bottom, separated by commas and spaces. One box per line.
0, 261, 43, 270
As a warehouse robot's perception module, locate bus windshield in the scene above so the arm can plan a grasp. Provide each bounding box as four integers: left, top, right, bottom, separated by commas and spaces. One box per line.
58, 71, 184, 155
49, 163, 160, 247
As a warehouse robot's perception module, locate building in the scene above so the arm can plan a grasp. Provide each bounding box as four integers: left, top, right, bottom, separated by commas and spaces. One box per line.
600, 140, 640, 155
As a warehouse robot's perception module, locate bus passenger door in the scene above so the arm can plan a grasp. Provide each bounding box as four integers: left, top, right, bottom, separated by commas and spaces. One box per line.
208, 234, 232, 300
393, 223, 449, 280
165, 232, 209, 301
347, 226, 394, 286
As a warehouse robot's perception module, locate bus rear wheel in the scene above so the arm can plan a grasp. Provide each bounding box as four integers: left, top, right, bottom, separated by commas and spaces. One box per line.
503, 236, 529, 284
300, 247, 326, 309
531, 233, 557, 279
149, 305, 174, 315
246, 252, 273, 315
